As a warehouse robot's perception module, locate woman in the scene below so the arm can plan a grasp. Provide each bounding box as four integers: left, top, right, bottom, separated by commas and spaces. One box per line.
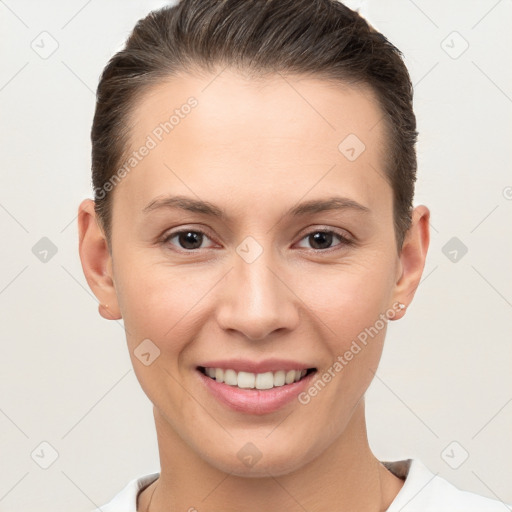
78, 0, 509, 510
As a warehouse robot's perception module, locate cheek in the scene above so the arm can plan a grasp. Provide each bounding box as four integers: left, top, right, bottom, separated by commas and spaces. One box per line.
297, 269, 389, 427
113, 255, 215, 405
113, 254, 219, 346
293, 255, 395, 396
299, 255, 396, 332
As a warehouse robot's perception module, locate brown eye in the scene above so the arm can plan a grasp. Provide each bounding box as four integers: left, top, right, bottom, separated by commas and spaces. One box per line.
296, 230, 352, 251
309, 231, 334, 250
164, 230, 215, 251
178, 231, 203, 250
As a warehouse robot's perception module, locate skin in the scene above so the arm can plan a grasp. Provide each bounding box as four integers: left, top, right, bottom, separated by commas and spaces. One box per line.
78, 69, 430, 512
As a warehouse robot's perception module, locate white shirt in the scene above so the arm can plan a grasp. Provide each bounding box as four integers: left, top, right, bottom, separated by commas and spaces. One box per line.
92, 458, 511, 511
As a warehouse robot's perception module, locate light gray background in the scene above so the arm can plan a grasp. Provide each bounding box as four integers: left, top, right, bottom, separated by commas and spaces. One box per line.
0, 1, 511, 511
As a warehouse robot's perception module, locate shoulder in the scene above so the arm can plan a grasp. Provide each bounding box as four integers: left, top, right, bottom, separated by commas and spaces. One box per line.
90, 461, 511, 512
91, 472, 159, 512
384, 458, 511, 512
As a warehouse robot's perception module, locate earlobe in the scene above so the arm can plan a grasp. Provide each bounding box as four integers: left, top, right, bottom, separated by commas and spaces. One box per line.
389, 205, 430, 320
77, 199, 122, 320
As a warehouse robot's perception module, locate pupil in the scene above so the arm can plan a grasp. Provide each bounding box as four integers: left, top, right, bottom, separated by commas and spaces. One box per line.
180, 231, 202, 249
310, 232, 332, 250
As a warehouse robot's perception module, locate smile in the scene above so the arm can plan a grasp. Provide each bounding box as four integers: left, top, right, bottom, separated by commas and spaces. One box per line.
199, 367, 316, 390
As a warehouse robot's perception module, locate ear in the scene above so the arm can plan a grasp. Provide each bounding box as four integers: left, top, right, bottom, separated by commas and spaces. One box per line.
77, 199, 121, 320
390, 204, 430, 320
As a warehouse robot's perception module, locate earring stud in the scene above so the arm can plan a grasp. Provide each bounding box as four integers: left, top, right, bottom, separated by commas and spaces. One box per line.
397, 302, 406, 310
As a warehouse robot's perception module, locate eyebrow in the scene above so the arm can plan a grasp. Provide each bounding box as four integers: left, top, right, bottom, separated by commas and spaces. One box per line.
142, 194, 370, 219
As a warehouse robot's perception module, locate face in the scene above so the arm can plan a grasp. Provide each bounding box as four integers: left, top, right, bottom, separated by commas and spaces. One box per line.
99, 70, 407, 476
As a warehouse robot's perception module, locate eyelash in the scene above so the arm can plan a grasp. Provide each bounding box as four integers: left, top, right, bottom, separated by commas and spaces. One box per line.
161, 227, 354, 253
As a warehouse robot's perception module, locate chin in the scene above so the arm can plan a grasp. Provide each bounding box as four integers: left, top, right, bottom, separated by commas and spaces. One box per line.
202, 441, 313, 478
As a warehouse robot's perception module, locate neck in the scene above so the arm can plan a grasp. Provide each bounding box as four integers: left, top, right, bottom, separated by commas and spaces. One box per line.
138, 401, 404, 512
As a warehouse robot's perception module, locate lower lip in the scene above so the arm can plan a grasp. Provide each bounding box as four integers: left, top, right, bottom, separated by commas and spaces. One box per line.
197, 369, 316, 415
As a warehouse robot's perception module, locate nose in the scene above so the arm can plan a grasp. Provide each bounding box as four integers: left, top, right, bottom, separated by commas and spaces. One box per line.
215, 246, 300, 341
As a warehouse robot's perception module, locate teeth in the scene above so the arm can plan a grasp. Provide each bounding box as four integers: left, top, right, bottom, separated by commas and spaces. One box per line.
273, 370, 285, 387
285, 370, 296, 385
224, 369, 238, 386
255, 372, 274, 390
237, 371, 255, 389
204, 367, 310, 390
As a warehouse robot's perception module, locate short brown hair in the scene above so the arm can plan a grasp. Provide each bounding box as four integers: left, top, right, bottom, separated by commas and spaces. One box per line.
91, 0, 417, 250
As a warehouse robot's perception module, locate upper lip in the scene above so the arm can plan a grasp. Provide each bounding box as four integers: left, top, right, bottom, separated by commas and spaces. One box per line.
197, 358, 316, 374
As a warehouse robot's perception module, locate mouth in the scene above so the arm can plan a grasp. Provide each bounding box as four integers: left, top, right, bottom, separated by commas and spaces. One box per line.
198, 366, 317, 391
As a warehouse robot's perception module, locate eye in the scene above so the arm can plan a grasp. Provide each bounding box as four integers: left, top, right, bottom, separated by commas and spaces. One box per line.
163, 229, 216, 251
296, 229, 353, 251
161, 227, 353, 253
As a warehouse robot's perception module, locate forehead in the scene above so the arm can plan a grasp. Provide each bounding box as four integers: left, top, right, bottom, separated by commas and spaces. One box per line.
129, 69, 384, 148
116, 69, 391, 222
